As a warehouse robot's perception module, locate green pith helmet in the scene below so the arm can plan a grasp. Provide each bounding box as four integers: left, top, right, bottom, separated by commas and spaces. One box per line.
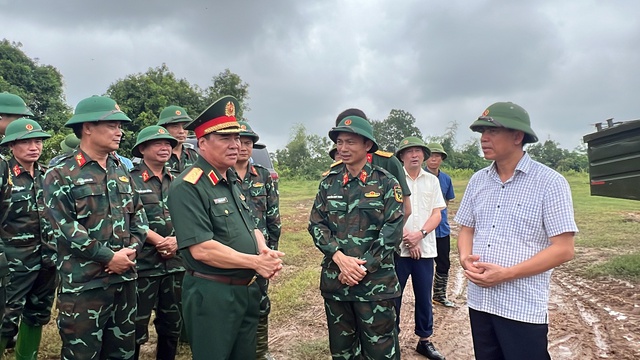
60, 133, 80, 153
469, 102, 538, 144
238, 121, 266, 149
186, 95, 242, 138
426, 142, 447, 160
329, 145, 337, 160
132, 125, 178, 158
65, 95, 131, 127
395, 136, 431, 160
0, 92, 34, 116
157, 105, 192, 126
0, 118, 51, 146
335, 108, 368, 126
328, 116, 378, 153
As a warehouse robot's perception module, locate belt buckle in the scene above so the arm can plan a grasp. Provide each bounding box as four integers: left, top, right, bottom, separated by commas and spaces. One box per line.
247, 275, 257, 286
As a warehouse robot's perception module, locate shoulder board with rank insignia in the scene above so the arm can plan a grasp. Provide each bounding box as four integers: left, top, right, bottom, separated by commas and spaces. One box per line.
330, 160, 343, 168
374, 150, 393, 158
183, 167, 203, 184
321, 169, 330, 177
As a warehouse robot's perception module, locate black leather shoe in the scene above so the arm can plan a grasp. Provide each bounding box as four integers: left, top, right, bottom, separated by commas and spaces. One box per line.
416, 340, 446, 360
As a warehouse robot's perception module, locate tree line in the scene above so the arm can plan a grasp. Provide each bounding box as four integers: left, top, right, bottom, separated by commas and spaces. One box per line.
1, 39, 588, 176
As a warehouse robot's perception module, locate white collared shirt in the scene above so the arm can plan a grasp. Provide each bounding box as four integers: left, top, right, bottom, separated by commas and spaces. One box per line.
401, 167, 446, 258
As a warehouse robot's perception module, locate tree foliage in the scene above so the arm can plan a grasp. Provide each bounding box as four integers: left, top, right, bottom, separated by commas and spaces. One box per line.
105, 64, 206, 157
274, 124, 333, 180
0, 39, 73, 161
527, 139, 588, 172
204, 69, 250, 120
371, 109, 422, 152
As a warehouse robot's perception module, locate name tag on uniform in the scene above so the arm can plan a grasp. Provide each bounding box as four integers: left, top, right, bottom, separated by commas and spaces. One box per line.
11, 186, 25, 192
136, 189, 153, 194
213, 197, 228, 204
327, 195, 343, 200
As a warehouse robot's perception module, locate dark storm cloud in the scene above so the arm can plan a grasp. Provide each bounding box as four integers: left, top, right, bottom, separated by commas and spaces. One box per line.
2, 0, 640, 150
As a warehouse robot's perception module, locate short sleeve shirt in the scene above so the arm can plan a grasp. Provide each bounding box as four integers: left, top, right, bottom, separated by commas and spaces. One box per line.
434, 170, 455, 237
454, 153, 578, 324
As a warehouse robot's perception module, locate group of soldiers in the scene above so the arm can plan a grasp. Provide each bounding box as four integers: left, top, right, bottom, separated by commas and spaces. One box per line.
0, 92, 281, 360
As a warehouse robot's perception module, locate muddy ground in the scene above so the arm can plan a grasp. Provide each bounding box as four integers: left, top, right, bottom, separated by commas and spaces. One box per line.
270, 241, 640, 359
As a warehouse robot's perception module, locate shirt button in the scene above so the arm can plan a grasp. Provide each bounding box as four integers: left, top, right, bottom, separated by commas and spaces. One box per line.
502, 185, 505, 189
224, 209, 229, 215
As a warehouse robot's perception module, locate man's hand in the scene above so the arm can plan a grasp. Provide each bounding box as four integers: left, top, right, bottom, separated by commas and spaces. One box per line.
460, 254, 484, 273
409, 246, 421, 260
464, 262, 511, 287
106, 248, 136, 274
402, 231, 423, 249
332, 251, 367, 286
254, 249, 285, 279
156, 236, 178, 259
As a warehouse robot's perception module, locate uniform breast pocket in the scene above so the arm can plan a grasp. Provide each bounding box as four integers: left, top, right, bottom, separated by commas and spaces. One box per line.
117, 183, 135, 213
71, 183, 106, 220
358, 201, 384, 231
210, 202, 240, 239
250, 186, 268, 212
9, 191, 31, 215
326, 201, 347, 232
140, 193, 160, 206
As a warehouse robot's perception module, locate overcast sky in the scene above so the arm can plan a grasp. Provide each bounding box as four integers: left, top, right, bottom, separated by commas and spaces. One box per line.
2, 0, 639, 151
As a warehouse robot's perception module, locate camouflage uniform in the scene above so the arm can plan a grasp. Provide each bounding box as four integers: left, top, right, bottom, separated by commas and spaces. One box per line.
0, 159, 11, 322
130, 160, 184, 356
309, 161, 404, 360
237, 162, 281, 358
44, 150, 148, 360
1, 158, 56, 342
167, 147, 198, 174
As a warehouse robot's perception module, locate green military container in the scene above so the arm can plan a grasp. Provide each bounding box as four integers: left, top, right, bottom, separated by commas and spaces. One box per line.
583, 119, 640, 200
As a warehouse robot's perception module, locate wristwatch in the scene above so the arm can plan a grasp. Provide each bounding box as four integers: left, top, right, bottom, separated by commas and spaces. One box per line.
420, 229, 428, 238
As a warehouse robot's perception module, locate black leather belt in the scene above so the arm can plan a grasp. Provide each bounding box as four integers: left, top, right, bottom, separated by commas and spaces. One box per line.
187, 270, 257, 286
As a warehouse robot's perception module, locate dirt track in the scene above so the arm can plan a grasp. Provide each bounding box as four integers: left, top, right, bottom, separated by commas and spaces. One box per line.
271, 253, 640, 359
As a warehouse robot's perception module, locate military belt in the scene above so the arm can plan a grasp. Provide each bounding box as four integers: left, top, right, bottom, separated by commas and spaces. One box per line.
187, 270, 257, 286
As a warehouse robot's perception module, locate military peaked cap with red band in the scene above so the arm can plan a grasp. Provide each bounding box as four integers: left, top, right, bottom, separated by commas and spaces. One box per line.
186, 95, 242, 138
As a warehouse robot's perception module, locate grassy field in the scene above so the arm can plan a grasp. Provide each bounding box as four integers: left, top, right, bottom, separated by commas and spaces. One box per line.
29, 173, 640, 359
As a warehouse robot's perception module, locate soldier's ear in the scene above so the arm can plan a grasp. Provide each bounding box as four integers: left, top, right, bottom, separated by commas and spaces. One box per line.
364, 139, 373, 152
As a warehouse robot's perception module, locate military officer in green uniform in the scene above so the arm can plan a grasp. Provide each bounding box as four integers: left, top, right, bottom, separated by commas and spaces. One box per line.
0, 119, 56, 360
167, 96, 284, 360
130, 126, 184, 360
334, 108, 412, 219
232, 121, 281, 360
157, 106, 199, 173
43, 95, 149, 360
0, 92, 34, 334
309, 115, 404, 360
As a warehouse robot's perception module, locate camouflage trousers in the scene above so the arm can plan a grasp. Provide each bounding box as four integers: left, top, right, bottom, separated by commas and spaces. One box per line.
1, 267, 56, 339
135, 272, 183, 344
182, 273, 260, 360
57, 281, 137, 360
324, 298, 400, 360
256, 276, 271, 358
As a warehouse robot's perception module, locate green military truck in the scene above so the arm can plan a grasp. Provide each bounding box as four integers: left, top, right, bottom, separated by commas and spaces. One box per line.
583, 118, 640, 200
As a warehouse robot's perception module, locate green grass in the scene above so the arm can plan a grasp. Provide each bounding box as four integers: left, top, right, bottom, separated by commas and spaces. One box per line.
31, 173, 640, 359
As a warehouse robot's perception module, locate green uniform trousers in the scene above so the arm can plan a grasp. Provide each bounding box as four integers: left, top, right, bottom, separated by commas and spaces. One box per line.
324, 298, 400, 360
57, 281, 137, 360
1, 267, 56, 339
135, 273, 183, 344
182, 273, 260, 360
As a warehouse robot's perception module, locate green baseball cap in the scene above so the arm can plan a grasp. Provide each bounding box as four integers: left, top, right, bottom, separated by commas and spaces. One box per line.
426, 142, 447, 160
65, 95, 131, 127
395, 136, 430, 160
469, 102, 538, 144
60, 133, 80, 153
157, 105, 192, 126
238, 121, 266, 149
132, 125, 178, 158
328, 116, 378, 153
186, 95, 242, 138
0, 118, 51, 146
0, 92, 34, 116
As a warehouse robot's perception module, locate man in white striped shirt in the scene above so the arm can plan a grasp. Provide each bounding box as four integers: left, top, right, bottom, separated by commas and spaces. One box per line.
455, 102, 577, 360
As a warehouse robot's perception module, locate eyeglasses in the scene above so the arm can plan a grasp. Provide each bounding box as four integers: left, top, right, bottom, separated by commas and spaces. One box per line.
477, 116, 505, 128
